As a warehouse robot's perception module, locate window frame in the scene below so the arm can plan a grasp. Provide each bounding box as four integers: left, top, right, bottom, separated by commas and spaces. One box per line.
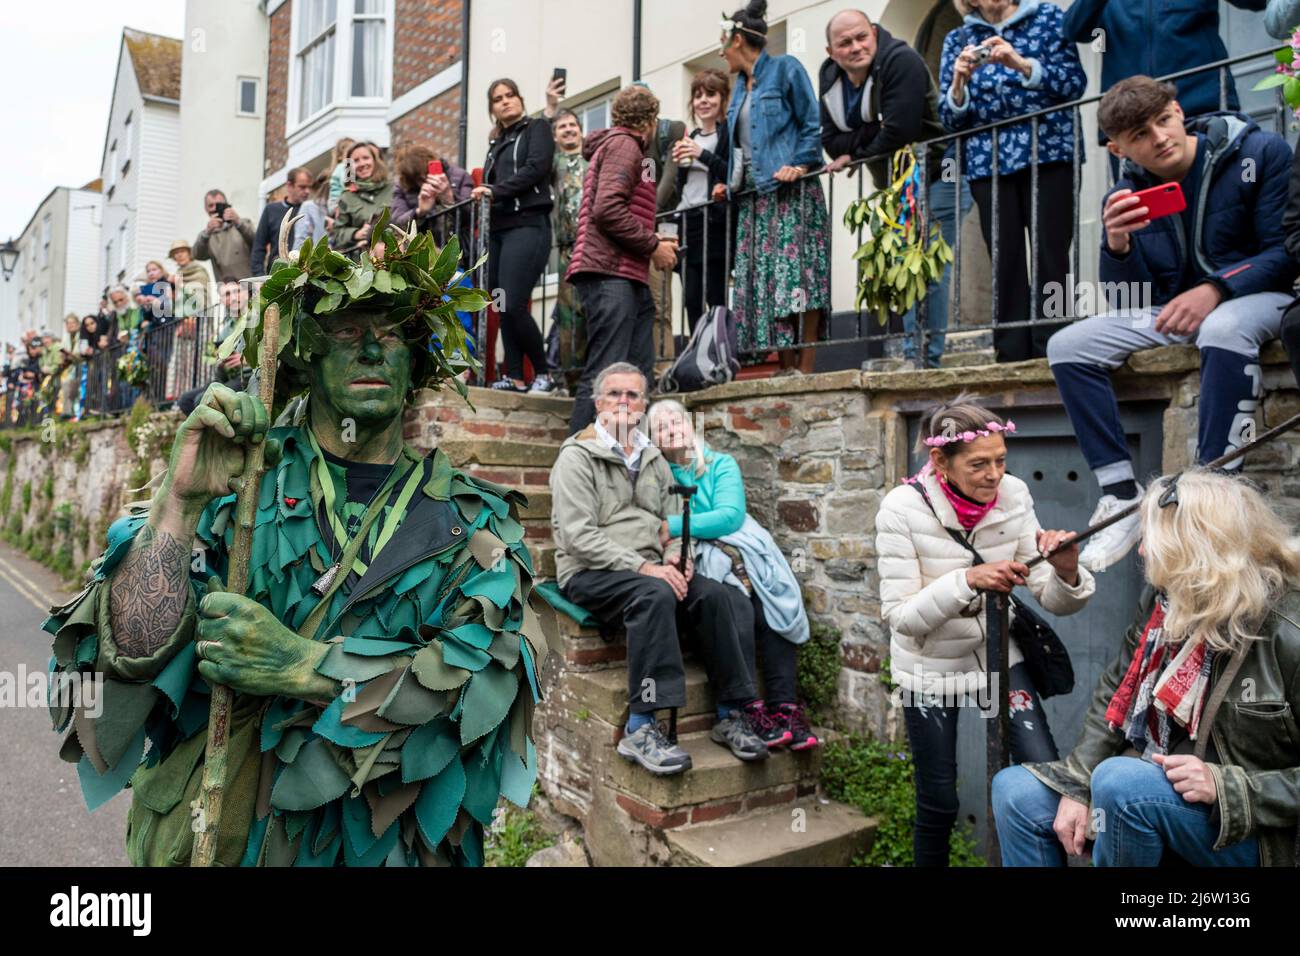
287, 0, 393, 135
237, 76, 261, 117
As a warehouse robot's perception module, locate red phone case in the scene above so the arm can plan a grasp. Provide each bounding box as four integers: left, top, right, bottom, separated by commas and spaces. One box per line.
428, 160, 444, 176
1131, 181, 1186, 222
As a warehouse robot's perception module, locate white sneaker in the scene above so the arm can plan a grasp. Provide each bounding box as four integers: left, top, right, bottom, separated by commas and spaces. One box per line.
1079, 483, 1144, 572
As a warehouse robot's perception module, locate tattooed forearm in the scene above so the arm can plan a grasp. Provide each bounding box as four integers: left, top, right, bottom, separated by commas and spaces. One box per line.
109, 525, 193, 658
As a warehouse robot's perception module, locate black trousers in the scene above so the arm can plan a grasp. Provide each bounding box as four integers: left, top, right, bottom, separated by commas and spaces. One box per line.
969, 163, 1074, 363
901, 662, 1058, 867
679, 208, 731, 333
567, 276, 655, 434
488, 218, 551, 380
722, 584, 798, 704
563, 568, 757, 714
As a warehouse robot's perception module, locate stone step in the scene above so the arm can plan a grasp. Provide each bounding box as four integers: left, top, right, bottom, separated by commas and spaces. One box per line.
517, 490, 552, 521
943, 327, 993, 351
665, 799, 876, 867
442, 438, 561, 469
569, 660, 712, 726
606, 729, 823, 812
940, 348, 995, 368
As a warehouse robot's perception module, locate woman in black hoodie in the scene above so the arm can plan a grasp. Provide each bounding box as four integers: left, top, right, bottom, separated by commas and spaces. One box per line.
473, 78, 557, 392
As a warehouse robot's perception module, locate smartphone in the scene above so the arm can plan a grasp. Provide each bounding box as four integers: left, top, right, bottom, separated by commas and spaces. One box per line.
1130, 181, 1186, 222
212, 201, 229, 218
552, 67, 567, 93
428, 160, 444, 177
471, 168, 484, 187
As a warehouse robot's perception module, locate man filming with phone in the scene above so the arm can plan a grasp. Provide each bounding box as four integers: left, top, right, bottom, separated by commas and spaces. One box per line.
193, 188, 255, 281
1047, 76, 1296, 573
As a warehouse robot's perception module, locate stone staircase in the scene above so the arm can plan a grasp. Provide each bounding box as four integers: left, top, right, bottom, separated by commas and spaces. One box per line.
429, 386, 875, 866
537, 615, 876, 867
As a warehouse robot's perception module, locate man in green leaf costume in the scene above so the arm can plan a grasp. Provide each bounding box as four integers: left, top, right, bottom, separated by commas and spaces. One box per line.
44, 216, 554, 866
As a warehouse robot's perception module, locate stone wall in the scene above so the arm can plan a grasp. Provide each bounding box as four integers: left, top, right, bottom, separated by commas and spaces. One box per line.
684, 343, 1300, 738
0, 385, 570, 585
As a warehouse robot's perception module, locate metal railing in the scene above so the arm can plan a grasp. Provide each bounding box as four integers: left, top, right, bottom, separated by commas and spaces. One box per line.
1, 308, 232, 428
515, 45, 1293, 376
9, 45, 1282, 425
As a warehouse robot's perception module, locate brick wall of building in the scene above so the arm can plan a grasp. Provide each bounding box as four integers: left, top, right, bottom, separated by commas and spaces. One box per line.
389, 87, 464, 164
264, 0, 291, 176
392, 0, 463, 98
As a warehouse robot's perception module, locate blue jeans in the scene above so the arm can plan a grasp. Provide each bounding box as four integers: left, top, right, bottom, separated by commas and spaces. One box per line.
992, 758, 1260, 867
900, 171, 972, 367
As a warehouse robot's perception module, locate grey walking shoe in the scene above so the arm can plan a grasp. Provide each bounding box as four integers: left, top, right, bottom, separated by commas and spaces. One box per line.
616, 721, 693, 775
711, 709, 770, 762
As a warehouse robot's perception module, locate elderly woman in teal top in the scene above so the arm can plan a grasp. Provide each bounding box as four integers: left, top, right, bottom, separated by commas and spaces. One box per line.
648, 398, 819, 750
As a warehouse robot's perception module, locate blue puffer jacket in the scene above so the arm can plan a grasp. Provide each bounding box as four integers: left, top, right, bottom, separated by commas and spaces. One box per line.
939, 0, 1087, 181
724, 49, 824, 196
1064, 0, 1266, 124
1102, 113, 1297, 306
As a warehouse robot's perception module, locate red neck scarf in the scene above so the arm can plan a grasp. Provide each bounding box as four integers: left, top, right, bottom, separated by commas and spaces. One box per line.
906, 462, 998, 531
936, 470, 997, 531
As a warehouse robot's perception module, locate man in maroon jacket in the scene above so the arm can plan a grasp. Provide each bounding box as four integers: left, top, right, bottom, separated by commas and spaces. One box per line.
566, 85, 680, 433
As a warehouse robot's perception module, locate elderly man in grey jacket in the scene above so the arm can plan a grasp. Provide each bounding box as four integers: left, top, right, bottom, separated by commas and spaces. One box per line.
550, 362, 766, 775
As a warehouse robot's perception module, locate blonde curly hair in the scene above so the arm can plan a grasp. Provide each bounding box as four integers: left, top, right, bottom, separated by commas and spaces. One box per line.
1142, 469, 1300, 654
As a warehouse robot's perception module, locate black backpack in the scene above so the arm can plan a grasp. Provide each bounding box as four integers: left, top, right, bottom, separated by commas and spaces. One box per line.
656, 305, 740, 394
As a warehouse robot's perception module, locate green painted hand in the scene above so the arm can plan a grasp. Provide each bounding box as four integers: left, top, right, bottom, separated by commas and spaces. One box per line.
161, 382, 280, 512
195, 588, 337, 701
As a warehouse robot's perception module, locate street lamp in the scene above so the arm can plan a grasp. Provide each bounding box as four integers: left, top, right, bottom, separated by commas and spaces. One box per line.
0, 238, 17, 282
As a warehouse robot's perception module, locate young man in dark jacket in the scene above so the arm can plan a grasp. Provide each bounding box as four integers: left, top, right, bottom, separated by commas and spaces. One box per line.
1048, 77, 1296, 572
1063, 0, 1267, 129
820, 9, 957, 368
565, 85, 679, 434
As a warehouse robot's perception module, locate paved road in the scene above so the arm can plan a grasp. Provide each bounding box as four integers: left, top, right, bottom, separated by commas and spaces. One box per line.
0, 543, 130, 866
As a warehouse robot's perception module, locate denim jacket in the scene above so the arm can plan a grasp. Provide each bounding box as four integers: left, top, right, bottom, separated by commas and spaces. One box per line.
938, 0, 1086, 181
724, 50, 824, 196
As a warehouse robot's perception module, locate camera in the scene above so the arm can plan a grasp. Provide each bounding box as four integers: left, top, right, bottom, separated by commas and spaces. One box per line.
971, 46, 993, 66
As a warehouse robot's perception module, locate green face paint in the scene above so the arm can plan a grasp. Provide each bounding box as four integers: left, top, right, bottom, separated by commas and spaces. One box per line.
306, 309, 413, 442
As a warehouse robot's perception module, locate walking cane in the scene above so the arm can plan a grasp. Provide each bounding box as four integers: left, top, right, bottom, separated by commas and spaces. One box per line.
981, 408, 1300, 865
190, 215, 297, 866
667, 483, 697, 745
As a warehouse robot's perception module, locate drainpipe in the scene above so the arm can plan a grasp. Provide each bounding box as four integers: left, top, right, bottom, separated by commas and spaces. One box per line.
458, 0, 471, 169
632, 0, 642, 81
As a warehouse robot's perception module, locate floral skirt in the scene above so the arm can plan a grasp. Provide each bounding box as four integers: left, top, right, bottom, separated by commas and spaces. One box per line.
732, 166, 831, 353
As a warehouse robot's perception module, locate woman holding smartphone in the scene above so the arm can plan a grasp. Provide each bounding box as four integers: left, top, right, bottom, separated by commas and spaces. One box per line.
473, 78, 557, 393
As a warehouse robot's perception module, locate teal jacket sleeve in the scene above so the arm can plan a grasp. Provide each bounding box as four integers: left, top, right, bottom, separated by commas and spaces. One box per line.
667, 454, 747, 539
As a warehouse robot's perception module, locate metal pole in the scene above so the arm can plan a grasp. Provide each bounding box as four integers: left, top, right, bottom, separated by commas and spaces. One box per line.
1030, 117, 1039, 326
983, 590, 1010, 866
991, 127, 1000, 332
953, 138, 963, 329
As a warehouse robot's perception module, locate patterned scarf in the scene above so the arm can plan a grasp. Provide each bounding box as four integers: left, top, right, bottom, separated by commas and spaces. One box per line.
1105, 598, 1217, 756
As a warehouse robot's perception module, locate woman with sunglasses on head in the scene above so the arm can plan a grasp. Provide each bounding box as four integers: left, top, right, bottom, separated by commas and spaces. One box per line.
994, 469, 1300, 867
718, 0, 830, 375
473, 78, 557, 394
876, 393, 1094, 865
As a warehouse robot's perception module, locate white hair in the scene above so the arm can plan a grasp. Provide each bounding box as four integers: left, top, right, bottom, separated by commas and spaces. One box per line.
646, 398, 709, 478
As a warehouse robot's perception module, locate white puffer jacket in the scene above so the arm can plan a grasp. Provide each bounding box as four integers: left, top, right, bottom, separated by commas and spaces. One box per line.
876, 468, 1095, 696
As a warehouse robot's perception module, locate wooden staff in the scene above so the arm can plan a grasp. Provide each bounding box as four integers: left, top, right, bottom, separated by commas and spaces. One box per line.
191, 215, 296, 866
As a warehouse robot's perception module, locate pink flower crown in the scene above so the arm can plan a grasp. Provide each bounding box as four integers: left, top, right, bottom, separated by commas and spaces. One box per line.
922, 420, 1016, 448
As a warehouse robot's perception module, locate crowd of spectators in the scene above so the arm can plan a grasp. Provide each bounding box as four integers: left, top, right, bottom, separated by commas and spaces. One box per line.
10, 0, 1300, 427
